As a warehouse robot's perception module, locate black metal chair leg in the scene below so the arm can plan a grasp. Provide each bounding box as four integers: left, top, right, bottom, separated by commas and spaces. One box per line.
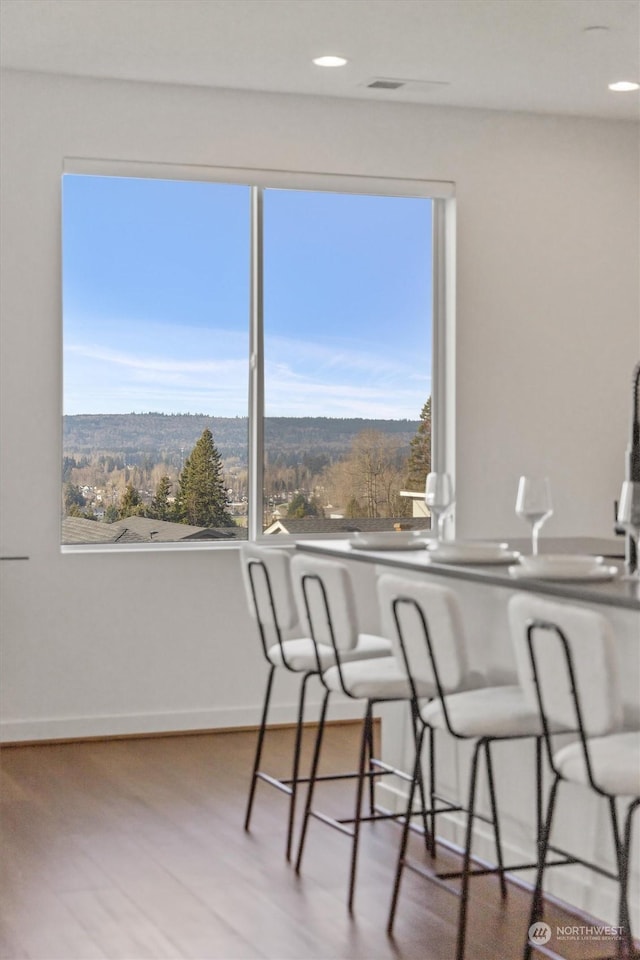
244, 665, 276, 832
387, 723, 427, 934
348, 702, 372, 913
484, 740, 507, 900
524, 772, 560, 960
535, 736, 543, 847
286, 671, 313, 862
607, 797, 626, 960
429, 724, 437, 858
366, 703, 376, 817
409, 705, 432, 855
611, 796, 639, 960
619, 799, 640, 959
295, 688, 330, 874
456, 739, 483, 960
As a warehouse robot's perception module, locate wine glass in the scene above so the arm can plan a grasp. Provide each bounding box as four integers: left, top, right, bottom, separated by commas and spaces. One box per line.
425, 472, 454, 541
515, 476, 553, 555
617, 481, 640, 579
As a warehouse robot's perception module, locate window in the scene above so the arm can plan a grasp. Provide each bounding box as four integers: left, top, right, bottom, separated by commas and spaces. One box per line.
62, 165, 453, 546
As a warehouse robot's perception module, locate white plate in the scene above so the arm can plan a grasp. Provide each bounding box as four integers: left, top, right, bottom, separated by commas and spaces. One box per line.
426, 542, 520, 565
425, 538, 509, 552
518, 553, 604, 576
508, 564, 619, 582
349, 532, 428, 551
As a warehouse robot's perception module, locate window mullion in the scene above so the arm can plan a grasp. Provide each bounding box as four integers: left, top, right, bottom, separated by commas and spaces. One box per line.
248, 186, 264, 541
431, 197, 456, 531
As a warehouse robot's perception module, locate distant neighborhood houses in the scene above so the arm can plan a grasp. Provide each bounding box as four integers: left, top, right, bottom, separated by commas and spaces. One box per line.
62, 514, 432, 544
263, 516, 431, 535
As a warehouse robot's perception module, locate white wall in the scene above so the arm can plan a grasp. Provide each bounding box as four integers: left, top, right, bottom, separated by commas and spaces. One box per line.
1, 69, 638, 741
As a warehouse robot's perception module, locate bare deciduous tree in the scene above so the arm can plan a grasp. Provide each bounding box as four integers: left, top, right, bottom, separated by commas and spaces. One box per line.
322, 430, 410, 518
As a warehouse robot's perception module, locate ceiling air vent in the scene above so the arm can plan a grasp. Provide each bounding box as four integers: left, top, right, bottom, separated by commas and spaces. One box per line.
367, 79, 406, 90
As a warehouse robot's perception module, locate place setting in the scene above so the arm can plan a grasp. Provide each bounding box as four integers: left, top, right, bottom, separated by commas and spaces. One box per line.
347, 471, 628, 584
508, 475, 620, 582
420, 472, 518, 564
351, 472, 521, 564
508, 552, 619, 582
349, 473, 457, 552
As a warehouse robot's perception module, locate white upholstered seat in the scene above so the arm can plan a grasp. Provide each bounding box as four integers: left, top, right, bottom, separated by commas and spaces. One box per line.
290, 551, 423, 912
268, 632, 391, 671
323, 656, 432, 700
241, 542, 318, 861
421, 684, 543, 738
554, 731, 640, 797
378, 573, 546, 960
242, 543, 395, 863
508, 593, 640, 960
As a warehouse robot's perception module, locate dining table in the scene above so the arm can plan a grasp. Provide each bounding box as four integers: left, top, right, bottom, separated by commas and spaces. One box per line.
294, 533, 640, 932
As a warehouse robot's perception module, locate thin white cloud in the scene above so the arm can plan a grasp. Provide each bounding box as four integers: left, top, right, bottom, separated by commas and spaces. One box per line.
64, 327, 430, 418
65, 344, 246, 376
265, 333, 428, 382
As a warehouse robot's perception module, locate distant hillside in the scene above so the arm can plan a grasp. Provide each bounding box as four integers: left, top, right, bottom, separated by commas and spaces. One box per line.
63, 413, 419, 466
63, 414, 248, 463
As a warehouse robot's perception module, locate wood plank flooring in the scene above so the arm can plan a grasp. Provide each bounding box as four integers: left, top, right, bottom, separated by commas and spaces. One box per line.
0, 725, 631, 960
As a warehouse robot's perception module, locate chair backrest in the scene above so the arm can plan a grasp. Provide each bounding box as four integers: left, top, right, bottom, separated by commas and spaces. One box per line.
508, 593, 622, 738
241, 543, 302, 657
290, 552, 359, 653
376, 573, 471, 695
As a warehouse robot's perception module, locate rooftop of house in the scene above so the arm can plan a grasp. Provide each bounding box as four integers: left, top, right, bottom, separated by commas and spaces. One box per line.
61, 517, 147, 545
61, 515, 244, 544
63, 514, 431, 544
112, 516, 208, 542
263, 516, 431, 536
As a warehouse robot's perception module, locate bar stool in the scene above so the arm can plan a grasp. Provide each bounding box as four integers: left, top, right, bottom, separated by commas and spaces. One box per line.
508, 593, 640, 960
291, 551, 435, 912
379, 573, 547, 960
241, 543, 391, 861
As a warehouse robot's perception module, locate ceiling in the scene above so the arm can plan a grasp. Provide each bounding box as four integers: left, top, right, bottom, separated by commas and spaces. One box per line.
1, 0, 639, 121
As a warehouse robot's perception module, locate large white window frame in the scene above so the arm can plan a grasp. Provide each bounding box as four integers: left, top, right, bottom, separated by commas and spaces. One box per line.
62, 158, 456, 548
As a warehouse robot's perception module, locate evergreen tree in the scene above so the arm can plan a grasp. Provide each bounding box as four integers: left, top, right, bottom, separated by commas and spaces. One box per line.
148, 475, 172, 520
66, 503, 96, 520
63, 482, 85, 513
286, 492, 323, 519
405, 398, 432, 491
62, 456, 77, 483
176, 429, 234, 527
119, 483, 145, 519
103, 504, 120, 524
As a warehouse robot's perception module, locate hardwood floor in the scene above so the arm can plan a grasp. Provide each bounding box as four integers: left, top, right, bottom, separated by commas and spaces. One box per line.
0, 725, 629, 960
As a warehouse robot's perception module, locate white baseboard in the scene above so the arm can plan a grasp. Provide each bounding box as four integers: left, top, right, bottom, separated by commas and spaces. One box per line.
0, 699, 363, 743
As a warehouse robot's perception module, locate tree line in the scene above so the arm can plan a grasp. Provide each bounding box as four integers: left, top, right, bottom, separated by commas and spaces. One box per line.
63, 399, 432, 527
64, 428, 234, 528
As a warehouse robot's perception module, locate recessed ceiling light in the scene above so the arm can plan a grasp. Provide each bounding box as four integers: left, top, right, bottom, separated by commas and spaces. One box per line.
313, 55, 348, 68
608, 80, 640, 92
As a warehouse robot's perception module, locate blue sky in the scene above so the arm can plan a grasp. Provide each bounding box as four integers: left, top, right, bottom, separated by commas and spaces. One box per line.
63, 175, 432, 419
